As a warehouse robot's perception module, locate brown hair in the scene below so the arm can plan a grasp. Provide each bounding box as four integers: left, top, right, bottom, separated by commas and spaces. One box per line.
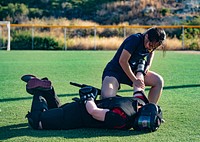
146, 27, 166, 43
146, 27, 166, 53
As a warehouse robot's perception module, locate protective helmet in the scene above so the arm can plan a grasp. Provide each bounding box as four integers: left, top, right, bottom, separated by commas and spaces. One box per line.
133, 103, 162, 132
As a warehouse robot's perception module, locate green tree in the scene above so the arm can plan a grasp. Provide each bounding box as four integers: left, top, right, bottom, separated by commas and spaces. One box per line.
6, 3, 29, 23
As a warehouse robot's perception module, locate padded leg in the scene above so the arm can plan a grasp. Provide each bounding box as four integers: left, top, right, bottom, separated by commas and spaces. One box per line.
26, 95, 48, 129
40, 108, 64, 130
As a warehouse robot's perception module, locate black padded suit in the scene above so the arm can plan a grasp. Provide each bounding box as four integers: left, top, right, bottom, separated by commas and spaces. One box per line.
29, 87, 143, 130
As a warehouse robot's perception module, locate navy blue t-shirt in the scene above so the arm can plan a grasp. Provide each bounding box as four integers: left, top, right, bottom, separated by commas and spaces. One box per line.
108, 33, 150, 70
102, 33, 150, 85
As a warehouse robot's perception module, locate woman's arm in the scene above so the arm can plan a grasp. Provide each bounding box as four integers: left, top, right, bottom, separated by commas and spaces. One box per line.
119, 49, 137, 83
119, 49, 145, 89
85, 99, 109, 121
145, 51, 155, 73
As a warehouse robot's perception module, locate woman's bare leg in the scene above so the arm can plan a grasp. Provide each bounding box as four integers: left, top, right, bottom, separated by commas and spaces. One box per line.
101, 76, 119, 99
144, 71, 164, 104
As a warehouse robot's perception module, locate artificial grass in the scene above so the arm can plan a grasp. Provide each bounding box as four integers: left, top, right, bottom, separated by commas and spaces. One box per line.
0, 50, 199, 142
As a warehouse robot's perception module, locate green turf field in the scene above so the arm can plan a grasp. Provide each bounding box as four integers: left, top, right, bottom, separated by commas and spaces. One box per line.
0, 51, 199, 142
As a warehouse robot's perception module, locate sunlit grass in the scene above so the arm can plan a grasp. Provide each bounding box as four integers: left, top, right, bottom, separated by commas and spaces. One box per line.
0, 51, 199, 142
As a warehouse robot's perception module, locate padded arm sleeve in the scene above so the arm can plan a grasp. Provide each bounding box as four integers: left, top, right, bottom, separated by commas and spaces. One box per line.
136, 59, 147, 76
104, 111, 126, 129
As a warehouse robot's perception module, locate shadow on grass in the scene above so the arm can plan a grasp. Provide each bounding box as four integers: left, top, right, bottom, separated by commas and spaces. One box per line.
0, 123, 145, 141
1, 84, 199, 140
0, 84, 200, 103
119, 84, 200, 93
0, 93, 78, 103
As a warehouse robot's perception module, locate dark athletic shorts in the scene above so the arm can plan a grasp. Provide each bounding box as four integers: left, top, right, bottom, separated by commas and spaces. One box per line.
102, 62, 136, 87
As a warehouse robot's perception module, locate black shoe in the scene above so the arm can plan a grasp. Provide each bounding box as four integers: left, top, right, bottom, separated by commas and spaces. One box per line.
41, 77, 49, 81
21, 74, 36, 83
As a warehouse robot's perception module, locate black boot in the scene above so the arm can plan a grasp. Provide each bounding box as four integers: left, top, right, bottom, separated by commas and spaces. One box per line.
25, 95, 48, 129
22, 75, 61, 109
23, 76, 61, 108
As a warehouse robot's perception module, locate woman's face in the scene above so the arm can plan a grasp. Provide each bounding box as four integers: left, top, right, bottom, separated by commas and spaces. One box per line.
144, 34, 161, 52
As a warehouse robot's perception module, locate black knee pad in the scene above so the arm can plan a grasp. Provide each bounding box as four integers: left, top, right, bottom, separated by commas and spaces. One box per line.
26, 111, 42, 130
40, 108, 64, 130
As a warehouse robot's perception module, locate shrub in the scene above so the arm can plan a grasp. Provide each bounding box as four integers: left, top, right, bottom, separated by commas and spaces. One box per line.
11, 31, 61, 50
189, 42, 199, 50
11, 32, 32, 50
29, 8, 43, 18
0, 38, 7, 50
159, 8, 170, 16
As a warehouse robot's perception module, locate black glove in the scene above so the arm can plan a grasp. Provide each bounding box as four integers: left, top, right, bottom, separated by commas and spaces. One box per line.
79, 86, 98, 104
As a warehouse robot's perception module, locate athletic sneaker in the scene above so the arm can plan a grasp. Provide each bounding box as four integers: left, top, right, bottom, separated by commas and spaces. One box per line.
21, 74, 36, 83
26, 78, 52, 90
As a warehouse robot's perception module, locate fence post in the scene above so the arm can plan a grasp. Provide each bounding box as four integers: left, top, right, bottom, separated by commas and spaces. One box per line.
182, 25, 184, 49
32, 26, 34, 50
123, 26, 126, 39
0, 25, 2, 47
7, 22, 10, 51
94, 26, 96, 50
64, 27, 67, 50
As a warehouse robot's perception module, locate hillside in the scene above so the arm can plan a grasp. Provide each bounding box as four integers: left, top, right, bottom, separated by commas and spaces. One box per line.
0, 0, 199, 25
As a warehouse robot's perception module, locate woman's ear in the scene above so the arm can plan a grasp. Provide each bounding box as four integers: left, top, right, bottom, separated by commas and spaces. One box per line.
145, 34, 148, 39
144, 34, 149, 44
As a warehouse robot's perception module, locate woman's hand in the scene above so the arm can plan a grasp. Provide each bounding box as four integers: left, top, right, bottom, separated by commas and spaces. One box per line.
133, 78, 145, 89
145, 65, 150, 74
